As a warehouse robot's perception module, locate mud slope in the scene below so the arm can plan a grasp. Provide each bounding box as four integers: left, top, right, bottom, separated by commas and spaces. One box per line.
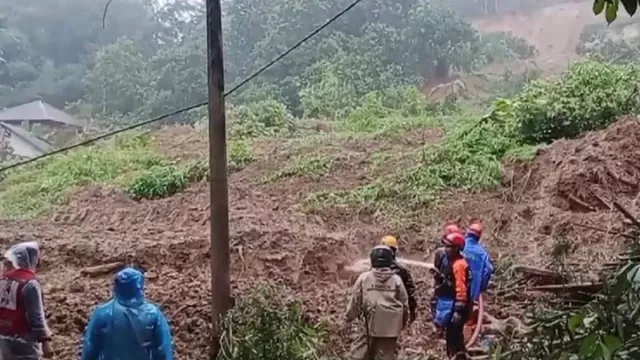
1, 117, 640, 359
472, 1, 602, 57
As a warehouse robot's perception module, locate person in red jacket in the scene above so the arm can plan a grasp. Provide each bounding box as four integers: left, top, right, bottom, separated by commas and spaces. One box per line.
0, 241, 53, 359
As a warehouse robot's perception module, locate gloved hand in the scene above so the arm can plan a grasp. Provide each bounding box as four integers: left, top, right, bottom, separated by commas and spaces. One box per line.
451, 311, 462, 324
42, 340, 54, 358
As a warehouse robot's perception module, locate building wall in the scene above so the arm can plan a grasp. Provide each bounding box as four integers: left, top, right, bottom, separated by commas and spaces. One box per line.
7, 134, 44, 158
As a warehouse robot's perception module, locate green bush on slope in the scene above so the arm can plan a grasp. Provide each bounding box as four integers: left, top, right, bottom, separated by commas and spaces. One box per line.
0, 133, 166, 218
512, 59, 640, 144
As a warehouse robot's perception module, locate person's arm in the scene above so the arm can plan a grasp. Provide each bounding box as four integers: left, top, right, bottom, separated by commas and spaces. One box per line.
81, 308, 104, 360
151, 308, 174, 360
396, 276, 409, 327
481, 253, 495, 292
22, 280, 52, 343
345, 273, 364, 322
452, 260, 469, 314
399, 266, 417, 321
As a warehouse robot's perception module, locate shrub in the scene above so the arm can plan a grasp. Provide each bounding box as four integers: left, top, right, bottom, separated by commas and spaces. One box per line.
228, 140, 255, 172
398, 100, 522, 202
127, 165, 187, 200
265, 154, 337, 182
478, 32, 537, 64
228, 99, 295, 139
341, 86, 447, 134
512, 59, 640, 144
299, 61, 358, 120
305, 101, 532, 212
184, 159, 209, 182
217, 285, 327, 360
0, 133, 166, 218
495, 261, 640, 360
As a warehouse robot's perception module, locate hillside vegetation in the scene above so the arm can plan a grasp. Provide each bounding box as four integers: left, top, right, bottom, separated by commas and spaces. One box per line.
2, 1, 640, 359
2, 59, 638, 220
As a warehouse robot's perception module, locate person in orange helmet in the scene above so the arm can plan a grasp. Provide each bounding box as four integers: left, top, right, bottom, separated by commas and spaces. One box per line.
430, 224, 464, 324
462, 221, 494, 340
433, 232, 472, 359
462, 221, 493, 304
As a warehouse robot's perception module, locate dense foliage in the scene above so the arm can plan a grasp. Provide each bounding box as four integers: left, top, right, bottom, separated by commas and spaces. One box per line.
0, 0, 540, 124
576, 21, 640, 64
217, 285, 328, 360
496, 260, 640, 360
510, 60, 640, 144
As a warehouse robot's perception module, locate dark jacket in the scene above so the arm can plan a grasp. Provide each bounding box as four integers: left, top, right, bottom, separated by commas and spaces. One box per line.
390, 260, 417, 320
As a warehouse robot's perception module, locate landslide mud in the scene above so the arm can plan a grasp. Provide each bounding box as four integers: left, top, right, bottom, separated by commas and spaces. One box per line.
1, 117, 639, 359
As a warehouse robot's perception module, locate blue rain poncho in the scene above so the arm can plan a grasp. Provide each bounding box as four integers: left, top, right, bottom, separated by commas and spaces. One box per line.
81, 267, 173, 360
462, 233, 494, 303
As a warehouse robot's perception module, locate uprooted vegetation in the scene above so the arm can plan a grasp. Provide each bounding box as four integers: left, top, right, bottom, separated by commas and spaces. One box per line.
3, 53, 640, 359
302, 59, 640, 216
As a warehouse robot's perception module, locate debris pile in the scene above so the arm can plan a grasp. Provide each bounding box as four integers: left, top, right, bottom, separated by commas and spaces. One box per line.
0, 117, 639, 358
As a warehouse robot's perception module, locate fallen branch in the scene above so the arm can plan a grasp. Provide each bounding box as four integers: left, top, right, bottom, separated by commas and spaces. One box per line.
512, 265, 565, 281
570, 221, 635, 239
80, 262, 124, 276
568, 193, 594, 211
591, 192, 613, 210
528, 282, 603, 294
613, 201, 640, 229
515, 168, 533, 203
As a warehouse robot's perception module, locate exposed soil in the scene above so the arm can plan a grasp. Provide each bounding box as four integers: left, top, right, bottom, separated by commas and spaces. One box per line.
471, 1, 601, 58
1, 115, 639, 359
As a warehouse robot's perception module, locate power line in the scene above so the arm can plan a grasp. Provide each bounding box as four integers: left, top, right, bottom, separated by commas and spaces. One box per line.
0, 0, 365, 175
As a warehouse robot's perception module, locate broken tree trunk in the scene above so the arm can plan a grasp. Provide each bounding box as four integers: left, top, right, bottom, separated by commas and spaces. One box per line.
614, 201, 640, 229
80, 262, 124, 277
512, 265, 566, 284
528, 282, 603, 294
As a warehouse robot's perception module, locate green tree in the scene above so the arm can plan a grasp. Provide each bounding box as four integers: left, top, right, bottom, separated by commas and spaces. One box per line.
84, 38, 150, 118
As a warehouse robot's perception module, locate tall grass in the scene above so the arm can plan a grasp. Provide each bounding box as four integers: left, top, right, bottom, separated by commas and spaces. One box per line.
0, 134, 167, 218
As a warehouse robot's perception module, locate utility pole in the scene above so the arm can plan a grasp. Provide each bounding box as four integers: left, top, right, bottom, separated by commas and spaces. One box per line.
206, 0, 230, 358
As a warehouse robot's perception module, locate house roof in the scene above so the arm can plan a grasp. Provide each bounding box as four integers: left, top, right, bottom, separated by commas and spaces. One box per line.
0, 121, 52, 154
0, 100, 83, 127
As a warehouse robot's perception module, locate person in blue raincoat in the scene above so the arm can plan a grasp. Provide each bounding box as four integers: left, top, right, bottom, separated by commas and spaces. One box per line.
462, 222, 494, 304
81, 267, 173, 360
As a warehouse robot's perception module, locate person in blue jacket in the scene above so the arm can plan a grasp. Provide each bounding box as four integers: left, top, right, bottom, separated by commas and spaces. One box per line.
462, 222, 494, 303
81, 267, 173, 360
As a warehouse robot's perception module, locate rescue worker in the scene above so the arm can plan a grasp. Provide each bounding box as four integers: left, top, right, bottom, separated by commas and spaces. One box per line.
432, 232, 472, 359
81, 267, 173, 360
463, 222, 494, 304
430, 224, 463, 321
380, 235, 417, 324
433, 224, 463, 271
0, 241, 53, 360
346, 245, 409, 360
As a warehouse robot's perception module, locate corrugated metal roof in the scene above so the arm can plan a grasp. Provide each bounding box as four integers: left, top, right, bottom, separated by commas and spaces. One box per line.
0, 122, 52, 155
0, 100, 83, 127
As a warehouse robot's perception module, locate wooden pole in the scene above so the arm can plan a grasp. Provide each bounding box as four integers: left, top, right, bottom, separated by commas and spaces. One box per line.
206, 0, 230, 358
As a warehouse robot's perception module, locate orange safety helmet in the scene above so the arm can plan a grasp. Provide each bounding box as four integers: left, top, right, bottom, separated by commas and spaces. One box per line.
442, 224, 463, 237
468, 222, 484, 237
443, 232, 465, 249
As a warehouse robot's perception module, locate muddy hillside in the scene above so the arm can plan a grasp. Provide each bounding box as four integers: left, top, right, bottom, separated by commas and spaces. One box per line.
0, 116, 638, 359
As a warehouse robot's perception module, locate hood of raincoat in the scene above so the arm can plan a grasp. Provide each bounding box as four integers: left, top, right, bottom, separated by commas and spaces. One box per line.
4, 241, 40, 272
371, 267, 395, 282
465, 233, 480, 244
114, 267, 145, 307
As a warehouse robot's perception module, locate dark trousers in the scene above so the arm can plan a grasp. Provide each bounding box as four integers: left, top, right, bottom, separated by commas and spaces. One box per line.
446, 320, 466, 359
